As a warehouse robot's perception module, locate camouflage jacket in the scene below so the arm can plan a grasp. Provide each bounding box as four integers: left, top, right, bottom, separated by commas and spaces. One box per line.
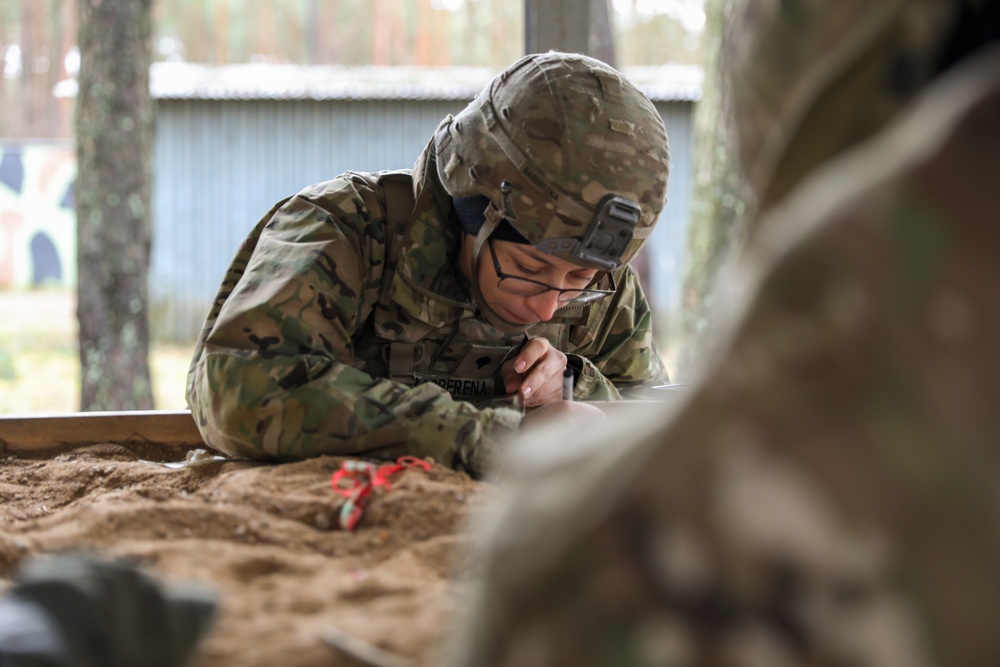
186, 140, 666, 476
444, 49, 1000, 666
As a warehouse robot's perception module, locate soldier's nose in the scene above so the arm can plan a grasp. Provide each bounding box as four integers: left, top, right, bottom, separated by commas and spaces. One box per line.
527, 291, 562, 322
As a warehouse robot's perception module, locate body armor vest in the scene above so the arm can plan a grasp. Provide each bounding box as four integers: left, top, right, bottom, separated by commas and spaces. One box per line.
351, 172, 591, 407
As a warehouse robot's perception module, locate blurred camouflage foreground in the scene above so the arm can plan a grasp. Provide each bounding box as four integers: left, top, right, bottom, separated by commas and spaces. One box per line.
444, 1, 1000, 666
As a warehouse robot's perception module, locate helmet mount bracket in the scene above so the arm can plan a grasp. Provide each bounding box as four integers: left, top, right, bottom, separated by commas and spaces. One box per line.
536, 195, 641, 271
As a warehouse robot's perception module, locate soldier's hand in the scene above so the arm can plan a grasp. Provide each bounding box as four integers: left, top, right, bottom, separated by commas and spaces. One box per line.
502, 337, 568, 408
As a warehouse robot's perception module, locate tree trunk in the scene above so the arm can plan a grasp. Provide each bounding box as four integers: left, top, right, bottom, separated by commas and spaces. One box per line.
57, 0, 78, 139
589, 0, 615, 66
373, 0, 390, 65
0, 5, 9, 137
214, 0, 228, 65
677, 0, 752, 378
20, 0, 41, 137
75, 0, 154, 411
416, 0, 432, 66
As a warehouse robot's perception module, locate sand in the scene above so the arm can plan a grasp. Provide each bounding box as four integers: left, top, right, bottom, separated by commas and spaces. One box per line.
0, 441, 491, 666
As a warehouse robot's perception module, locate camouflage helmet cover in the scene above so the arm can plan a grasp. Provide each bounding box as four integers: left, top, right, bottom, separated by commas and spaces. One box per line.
435, 52, 670, 271
728, 0, 962, 207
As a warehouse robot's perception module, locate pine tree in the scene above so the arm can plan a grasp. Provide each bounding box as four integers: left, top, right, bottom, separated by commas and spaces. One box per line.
75, 0, 154, 410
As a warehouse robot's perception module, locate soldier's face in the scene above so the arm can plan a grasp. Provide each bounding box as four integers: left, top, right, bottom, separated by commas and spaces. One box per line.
478, 240, 598, 324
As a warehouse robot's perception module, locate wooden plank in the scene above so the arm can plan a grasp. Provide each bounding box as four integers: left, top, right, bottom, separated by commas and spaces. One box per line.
0, 392, 687, 454
0, 410, 204, 452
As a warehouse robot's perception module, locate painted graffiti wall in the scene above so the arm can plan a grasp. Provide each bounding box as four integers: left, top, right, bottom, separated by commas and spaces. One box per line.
0, 143, 76, 289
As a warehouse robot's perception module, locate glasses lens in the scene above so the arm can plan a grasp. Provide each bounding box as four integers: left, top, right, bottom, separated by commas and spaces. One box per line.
497, 277, 548, 296
491, 238, 612, 303
498, 278, 612, 302
559, 290, 585, 302
558, 289, 607, 303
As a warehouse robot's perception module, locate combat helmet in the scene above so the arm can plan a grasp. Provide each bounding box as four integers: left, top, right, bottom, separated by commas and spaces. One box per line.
434, 52, 670, 331
727, 0, 974, 210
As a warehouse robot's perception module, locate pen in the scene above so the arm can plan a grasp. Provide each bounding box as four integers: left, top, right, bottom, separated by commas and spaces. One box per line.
562, 368, 574, 401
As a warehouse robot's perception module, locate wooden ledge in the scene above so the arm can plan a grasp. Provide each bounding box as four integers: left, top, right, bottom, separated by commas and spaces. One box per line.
0, 410, 204, 452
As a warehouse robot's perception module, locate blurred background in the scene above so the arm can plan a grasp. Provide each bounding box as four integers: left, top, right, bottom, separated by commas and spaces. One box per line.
0, 0, 715, 413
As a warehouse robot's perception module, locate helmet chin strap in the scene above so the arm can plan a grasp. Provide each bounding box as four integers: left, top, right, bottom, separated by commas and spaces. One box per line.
469, 211, 535, 335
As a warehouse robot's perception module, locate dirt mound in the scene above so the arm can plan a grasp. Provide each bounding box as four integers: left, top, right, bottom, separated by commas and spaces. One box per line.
0, 442, 493, 666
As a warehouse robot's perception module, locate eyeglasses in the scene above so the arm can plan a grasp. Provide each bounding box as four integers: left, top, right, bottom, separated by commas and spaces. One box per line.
487, 238, 616, 303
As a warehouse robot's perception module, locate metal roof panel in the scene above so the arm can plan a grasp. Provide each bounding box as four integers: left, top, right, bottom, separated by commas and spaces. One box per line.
148, 62, 702, 102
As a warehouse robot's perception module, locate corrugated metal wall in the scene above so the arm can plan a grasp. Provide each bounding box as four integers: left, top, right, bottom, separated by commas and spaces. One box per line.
651, 101, 695, 320
150, 98, 694, 343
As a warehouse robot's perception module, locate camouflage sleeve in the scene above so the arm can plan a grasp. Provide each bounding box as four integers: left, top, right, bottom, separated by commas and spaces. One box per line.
186, 175, 521, 477
569, 266, 669, 401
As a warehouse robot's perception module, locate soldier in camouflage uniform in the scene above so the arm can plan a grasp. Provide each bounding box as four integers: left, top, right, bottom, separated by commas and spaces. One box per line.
186, 52, 671, 477
445, 1, 1000, 665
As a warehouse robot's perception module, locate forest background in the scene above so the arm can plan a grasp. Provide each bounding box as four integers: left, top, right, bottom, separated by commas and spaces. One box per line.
1, 0, 705, 140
